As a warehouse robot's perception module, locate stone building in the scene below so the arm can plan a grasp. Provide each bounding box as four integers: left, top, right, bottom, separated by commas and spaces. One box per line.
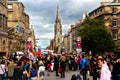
63, 33, 69, 53
89, 0, 120, 51
66, 13, 88, 54
49, 39, 55, 51
63, 25, 75, 54
0, 0, 8, 56
69, 25, 76, 54
7, 0, 30, 55
54, 6, 63, 53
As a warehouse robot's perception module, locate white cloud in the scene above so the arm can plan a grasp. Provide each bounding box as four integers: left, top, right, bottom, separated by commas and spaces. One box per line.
19, 0, 101, 48
36, 33, 54, 39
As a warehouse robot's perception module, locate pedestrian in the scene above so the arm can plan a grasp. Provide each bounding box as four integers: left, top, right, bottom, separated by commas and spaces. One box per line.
60, 55, 66, 78
0, 60, 6, 80
77, 55, 82, 70
13, 61, 24, 80
73, 55, 78, 71
112, 58, 120, 80
7, 58, 17, 80
30, 64, 37, 80
46, 55, 51, 76
38, 60, 45, 80
65, 55, 69, 71
80, 54, 89, 80
54, 54, 60, 76
97, 58, 111, 80
89, 56, 100, 80
69, 56, 72, 70
23, 58, 30, 80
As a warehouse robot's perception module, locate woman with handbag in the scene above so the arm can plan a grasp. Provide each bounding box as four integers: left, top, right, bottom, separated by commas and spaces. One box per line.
60, 55, 66, 78
0, 60, 6, 80
38, 60, 45, 80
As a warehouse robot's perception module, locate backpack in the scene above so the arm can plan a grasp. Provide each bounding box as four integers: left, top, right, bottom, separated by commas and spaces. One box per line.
13, 67, 23, 79
71, 74, 77, 80
76, 74, 82, 80
30, 69, 37, 77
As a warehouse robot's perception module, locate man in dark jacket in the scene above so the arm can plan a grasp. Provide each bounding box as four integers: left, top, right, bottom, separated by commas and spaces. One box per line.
13, 61, 24, 80
112, 59, 120, 80
54, 54, 60, 76
60, 56, 66, 78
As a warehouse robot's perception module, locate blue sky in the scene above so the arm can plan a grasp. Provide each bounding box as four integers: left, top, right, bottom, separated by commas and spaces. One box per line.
19, 0, 102, 48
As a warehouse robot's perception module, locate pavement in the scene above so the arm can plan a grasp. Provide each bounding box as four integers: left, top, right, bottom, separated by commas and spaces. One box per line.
43, 70, 93, 80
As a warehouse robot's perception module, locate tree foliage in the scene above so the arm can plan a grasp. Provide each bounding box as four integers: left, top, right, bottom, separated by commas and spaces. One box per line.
78, 19, 116, 54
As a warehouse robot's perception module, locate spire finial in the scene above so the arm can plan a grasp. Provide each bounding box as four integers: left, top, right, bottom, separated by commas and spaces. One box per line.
56, 5, 61, 22
57, 5, 59, 11
82, 12, 87, 20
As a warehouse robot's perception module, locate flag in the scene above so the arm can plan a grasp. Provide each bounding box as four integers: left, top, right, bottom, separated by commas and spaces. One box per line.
37, 48, 41, 57
16, 25, 20, 31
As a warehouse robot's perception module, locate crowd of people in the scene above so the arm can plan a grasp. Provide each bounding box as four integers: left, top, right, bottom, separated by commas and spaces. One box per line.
70, 52, 120, 80
0, 51, 119, 80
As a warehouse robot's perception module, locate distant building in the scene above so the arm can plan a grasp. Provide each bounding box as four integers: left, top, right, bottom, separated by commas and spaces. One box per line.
7, 0, 31, 55
49, 39, 55, 51
29, 25, 36, 52
54, 6, 63, 53
0, 0, 8, 56
89, 0, 120, 51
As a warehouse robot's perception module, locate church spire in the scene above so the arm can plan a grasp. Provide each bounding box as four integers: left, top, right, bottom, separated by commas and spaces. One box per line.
54, 6, 63, 53
54, 5, 62, 38
56, 6, 61, 23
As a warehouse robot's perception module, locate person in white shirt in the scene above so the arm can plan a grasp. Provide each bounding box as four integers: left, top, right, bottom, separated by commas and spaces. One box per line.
51, 60, 54, 72
98, 58, 111, 80
38, 60, 45, 80
0, 60, 6, 80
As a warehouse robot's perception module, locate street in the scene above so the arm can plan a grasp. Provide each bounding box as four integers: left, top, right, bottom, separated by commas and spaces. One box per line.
43, 70, 93, 80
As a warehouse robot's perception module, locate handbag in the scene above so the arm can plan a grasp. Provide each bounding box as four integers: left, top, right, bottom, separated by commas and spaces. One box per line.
58, 67, 62, 73
0, 65, 7, 78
